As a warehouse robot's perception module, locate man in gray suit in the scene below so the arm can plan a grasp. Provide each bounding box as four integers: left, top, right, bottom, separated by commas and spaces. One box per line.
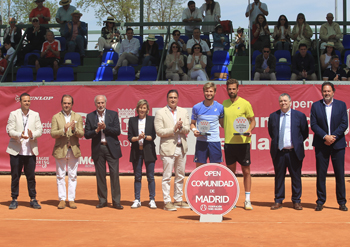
6, 93, 43, 210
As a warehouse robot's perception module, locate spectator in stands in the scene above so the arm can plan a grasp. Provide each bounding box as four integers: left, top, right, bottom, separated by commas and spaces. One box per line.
182, 1, 202, 39
251, 14, 270, 51
254, 45, 276, 80
322, 55, 347, 81
29, 0, 51, 24
4, 39, 17, 65
56, 0, 76, 36
234, 27, 246, 56
97, 17, 121, 57
0, 49, 8, 80
64, 10, 87, 57
291, 13, 313, 55
187, 28, 211, 56
140, 34, 159, 67
187, 44, 208, 81
165, 42, 188, 81
35, 31, 60, 79
112, 28, 140, 75
320, 42, 336, 71
200, 0, 221, 35
272, 15, 291, 50
167, 30, 186, 54
245, 0, 268, 29
213, 24, 228, 52
320, 13, 344, 53
291, 43, 317, 81
2, 18, 21, 55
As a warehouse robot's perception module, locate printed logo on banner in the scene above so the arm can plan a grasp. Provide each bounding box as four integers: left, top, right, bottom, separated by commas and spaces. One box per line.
76, 112, 88, 140
118, 108, 135, 135
36, 156, 50, 168
42, 121, 52, 135
79, 156, 94, 168
15, 95, 54, 103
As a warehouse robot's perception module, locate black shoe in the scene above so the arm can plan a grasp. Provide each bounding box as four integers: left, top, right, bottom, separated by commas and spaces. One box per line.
9, 200, 18, 210
30, 199, 41, 209
96, 202, 107, 208
339, 204, 348, 211
113, 204, 124, 210
315, 203, 323, 211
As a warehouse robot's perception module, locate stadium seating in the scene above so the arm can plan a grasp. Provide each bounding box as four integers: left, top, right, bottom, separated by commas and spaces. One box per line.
35, 67, 54, 82
139, 66, 157, 81
212, 50, 230, 65
56, 67, 74, 81
14, 68, 34, 82
116, 66, 136, 81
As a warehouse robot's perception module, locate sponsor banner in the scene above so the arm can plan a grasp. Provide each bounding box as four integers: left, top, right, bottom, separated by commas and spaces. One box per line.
0, 85, 349, 174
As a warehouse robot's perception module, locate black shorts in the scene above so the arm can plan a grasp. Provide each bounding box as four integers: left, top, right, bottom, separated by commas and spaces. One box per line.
38, 57, 60, 67
224, 143, 251, 166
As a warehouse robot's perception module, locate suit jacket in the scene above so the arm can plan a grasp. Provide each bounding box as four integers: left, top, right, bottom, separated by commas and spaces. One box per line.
84, 109, 122, 162
64, 21, 87, 42
51, 111, 84, 159
268, 109, 309, 161
154, 106, 190, 156
310, 99, 348, 149
6, 109, 43, 156
255, 53, 276, 73
127, 115, 157, 163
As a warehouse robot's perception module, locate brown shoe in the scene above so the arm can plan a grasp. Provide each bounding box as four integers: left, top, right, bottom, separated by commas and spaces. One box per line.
271, 202, 283, 210
293, 203, 303, 210
58, 200, 66, 209
69, 201, 77, 209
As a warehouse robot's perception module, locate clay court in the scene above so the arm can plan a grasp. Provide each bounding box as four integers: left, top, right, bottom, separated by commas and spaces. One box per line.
0, 175, 349, 246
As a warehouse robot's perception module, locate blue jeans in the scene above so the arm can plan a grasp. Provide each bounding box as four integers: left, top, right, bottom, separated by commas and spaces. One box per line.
142, 55, 156, 66
132, 151, 155, 201
68, 35, 85, 56
275, 41, 290, 50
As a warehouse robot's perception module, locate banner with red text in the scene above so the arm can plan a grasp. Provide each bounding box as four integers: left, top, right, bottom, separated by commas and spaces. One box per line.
0, 84, 349, 174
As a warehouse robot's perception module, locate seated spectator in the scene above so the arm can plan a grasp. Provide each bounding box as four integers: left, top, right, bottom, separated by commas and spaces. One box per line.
213, 24, 228, 52
245, 0, 269, 31
64, 10, 87, 57
140, 34, 159, 67
320, 42, 336, 71
4, 39, 17, 65
165, 42, 188, 81
112, 28, 140, 75
234, 27, 246, 56
320, 13, 344, 53
254, 45, 276, 80
0, 49, 8, 80
167, 30, 186, 54
2, 18, 22, 55
291, 43, 317, 81
35, 31, 60, 79
272, 15, 291, 50
56, 0, 76, 36
322, 55, 347, 81
182, 1, 202, 39
97, 17, 121, 57
29, 0, 51, 24
251, 14, 270, 51
186, 28, 211, 56
187, 44, 208, 81
20, 17, 46, 58
200, 0, 221, 35
291, 13, 312, 55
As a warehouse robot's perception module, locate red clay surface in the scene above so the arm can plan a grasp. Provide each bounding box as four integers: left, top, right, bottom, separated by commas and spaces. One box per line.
0, 175, 349, 246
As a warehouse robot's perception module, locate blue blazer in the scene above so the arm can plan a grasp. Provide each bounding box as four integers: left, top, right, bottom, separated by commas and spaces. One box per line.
63, 21, 87, 41
268, 109, 309, 161
310, 99, 348, 149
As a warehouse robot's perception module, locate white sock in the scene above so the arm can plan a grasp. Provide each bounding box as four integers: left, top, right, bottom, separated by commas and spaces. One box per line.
245, 192, 251, 201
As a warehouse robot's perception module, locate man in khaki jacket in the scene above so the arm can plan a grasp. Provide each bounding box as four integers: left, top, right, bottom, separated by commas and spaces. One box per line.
51, 94, 83, 209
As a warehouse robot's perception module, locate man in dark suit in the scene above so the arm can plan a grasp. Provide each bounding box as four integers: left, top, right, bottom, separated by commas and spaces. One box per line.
310, 82, 348, 211
268, 93, 308, 210
84, 95, 123, 209
253, 45, 276, 81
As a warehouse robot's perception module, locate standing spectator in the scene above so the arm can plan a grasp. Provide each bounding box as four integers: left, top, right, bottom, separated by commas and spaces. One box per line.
29, 0, 51, 24
56, 0, 76, 36
2, 18, 21, 55
165, 42, 188, 81
235, 27, 246, 56
251, 14, 270, 51
213, 24, 228, 52
320, 13, 344, 53
245, 0, 268, 29
291, 13, 313, 55
200, 0, 221, 35
322, 55, 347, 81
187, 44, 208, 81
166, 30, 186, 54
140, 35, 159, 67
127, 99, 157, 209
272, 15, 291, 50
291, 43, 317, 81
4, 39, 17, 65
254, 45, 276, 80
182, 1, 202, 39
97, 17, 121, 57
0, 49, 8, 80
320, 42, 336, 71
64, 10, 87, 57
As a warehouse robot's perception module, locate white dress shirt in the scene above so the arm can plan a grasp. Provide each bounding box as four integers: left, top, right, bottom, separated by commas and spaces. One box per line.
280, 109, 293, 149
323, 99, 333, 135
186, 38, 210, 53
182, 7, 202, 32
97, 109, 106, 142
138, 118, 146, 146
19, 110, 33, 156
167, 105, 181, 144
119, 38, 140, 57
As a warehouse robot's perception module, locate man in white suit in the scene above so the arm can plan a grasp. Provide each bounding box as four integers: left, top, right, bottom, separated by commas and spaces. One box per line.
6, 93, 43, 209
154, 89, 190, 211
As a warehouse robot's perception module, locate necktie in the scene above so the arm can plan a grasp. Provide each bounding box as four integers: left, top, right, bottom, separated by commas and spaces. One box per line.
279, 114, 286, 151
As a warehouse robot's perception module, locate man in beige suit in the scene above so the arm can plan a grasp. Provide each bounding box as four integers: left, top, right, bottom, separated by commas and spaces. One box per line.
6, 93, 43, 210
51, 95, 83, 209
154, 89, 190, 211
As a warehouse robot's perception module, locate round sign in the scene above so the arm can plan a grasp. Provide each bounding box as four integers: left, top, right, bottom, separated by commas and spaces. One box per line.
185, 164, 239, 216
198, 120, 210, 133
233, 117, 249, 133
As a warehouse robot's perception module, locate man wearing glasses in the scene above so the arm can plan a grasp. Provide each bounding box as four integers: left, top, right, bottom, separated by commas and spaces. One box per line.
322, 55, 347, 81
182, 1, 202, 39
253, 45, 276, 80
29, 0, 51, 24
167, 30, 186, 54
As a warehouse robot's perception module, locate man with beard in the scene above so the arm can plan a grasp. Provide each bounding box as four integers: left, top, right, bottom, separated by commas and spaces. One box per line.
223, 79, 256, 210
190, 82, 224, 167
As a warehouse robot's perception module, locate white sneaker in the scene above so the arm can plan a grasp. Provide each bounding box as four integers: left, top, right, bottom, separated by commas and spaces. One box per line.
112, 68, 117, 75
244, 200, 253, 210
131, 200, 141, 209
149, 200, 157, 209
135, 71, 140, 79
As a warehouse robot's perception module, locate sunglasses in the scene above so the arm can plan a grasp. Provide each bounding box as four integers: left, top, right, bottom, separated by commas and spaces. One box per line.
280, 18, 286, 21
298, 17, 304, 19
263, 50, 270, 53
172, 46, 178, 48
194, 47, 200, 49
10, 21, 16, 23
32, 19, 39, 22
173, 33, 180, 36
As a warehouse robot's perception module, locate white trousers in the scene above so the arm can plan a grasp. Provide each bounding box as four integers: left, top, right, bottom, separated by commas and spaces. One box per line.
161, 146, 186, 203
98, 37, 121, 53
55, 148, 79, 201
190, 70, 207, 81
